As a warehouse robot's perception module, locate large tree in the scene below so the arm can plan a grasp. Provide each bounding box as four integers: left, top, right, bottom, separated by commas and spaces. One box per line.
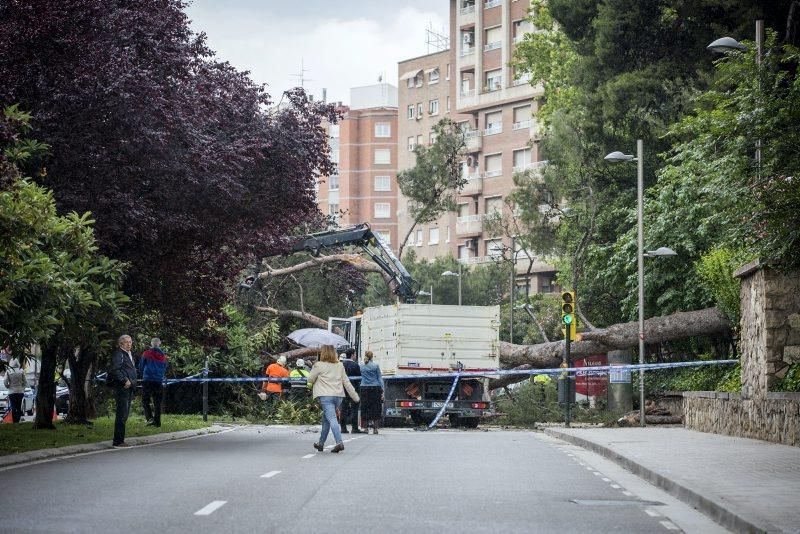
0, 0, 337, 335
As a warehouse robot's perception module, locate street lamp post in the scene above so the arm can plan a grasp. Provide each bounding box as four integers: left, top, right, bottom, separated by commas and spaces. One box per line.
605, 140, 645, 427
418, 286, 433, 304
442, 264, 462, 305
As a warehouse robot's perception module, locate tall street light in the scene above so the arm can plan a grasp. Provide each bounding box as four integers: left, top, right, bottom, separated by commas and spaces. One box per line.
442, 264, 462, 305
418, 286, 433, 304
604, 140, 646, 426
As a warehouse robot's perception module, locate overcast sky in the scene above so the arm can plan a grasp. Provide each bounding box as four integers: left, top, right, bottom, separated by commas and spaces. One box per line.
186, 0, 450, 106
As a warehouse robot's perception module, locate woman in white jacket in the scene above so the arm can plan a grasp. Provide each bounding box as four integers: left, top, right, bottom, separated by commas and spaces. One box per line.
308, 345, 360, 453
4, 359, 28, 423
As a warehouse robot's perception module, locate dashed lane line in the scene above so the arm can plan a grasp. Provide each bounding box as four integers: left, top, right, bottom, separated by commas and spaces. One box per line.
261, 470, 281, 478
301, 454, 315, 459
660, 520, 680, 531
194, 501, 227, 516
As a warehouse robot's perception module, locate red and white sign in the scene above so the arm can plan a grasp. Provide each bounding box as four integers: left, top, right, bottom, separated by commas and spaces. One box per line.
574, 354, 608, 399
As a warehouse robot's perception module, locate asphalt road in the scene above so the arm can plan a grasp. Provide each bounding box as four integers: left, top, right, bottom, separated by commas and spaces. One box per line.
0, 426, 728, 533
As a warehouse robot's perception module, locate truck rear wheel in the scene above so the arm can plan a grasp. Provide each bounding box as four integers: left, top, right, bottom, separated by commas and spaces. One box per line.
448, 414, 460, 428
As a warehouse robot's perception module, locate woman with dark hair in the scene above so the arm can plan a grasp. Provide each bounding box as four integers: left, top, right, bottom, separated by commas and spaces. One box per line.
359, 350, 384, 434
308, 345, 360, 453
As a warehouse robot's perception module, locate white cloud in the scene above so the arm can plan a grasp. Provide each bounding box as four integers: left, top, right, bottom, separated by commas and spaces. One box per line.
187, 4, 448, 105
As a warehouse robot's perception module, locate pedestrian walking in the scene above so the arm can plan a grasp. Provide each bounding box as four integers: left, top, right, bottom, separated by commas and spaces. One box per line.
288, 358, 311, 401
139, 337, 167, 427
109, 335, 138, 447
3, 358, 28, 423
340, 350, 363, 433
308, 345, 359, 453
359, 350, 384, 434
262, 355, 289, 414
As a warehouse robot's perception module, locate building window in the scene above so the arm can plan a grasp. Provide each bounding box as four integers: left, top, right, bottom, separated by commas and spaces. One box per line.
329, 174, 340, 191
376, 230, 391, 245
374, 175, 391, 191
408, 136, 416, 152
485, 196, 503, 217
446, 63, 451, 80
446, 225, 451, 242
458, 244, 470, 260
374, 202, 391, 218
446, 96, 451, 112
429, 131, 438, 145
428, 99, 439, 116
513, 19, 533, 42
416, 134, 423, 147
407, 77, 415, 89
513, 148, 532, 171
416, 229, 423, 246
513, 105, 532, 129
416, 102, 423, 119
408, 105, 414, 119
374, 149, 391, 164
485, 111, 503, 135
329, 203, 339, 217
457, 203, 469, 217
374, 123, 391, 137
415, 73, 423, 87
487, 238, 504, 258
484, 26, 502, 51
485, 69, 502, 92
428, 68, 440, 84
429, 227, 439, 245
484, 153, 502, 178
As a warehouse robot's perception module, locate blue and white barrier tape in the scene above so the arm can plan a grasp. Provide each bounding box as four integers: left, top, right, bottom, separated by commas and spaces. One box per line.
157, 359, 738, 384
427, 372, 461, 430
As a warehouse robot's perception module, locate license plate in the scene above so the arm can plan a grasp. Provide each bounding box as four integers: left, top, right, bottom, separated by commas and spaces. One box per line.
431, 402, 453, 408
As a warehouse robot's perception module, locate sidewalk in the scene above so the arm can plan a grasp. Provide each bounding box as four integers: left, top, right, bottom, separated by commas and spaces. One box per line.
546, 426, 800, 534
0, 425, 228, 470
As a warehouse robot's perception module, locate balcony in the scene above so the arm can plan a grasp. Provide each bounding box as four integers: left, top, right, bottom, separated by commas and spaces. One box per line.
513, 161, 548, 175
459, 174, 483, 196
459, 256, 498, 266
483, 169, 502, 179
483, 125, 502, 136
456, 214, 484, 236
512, 120, 531, 130
460, 4, 475, 15
464, 129, 482, 151
484, 41, 501, 52
484, 0, 501, 9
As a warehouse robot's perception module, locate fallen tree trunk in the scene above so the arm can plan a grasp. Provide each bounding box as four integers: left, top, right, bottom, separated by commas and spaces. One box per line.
254, 306, 329, 329
489, 307, 731, 389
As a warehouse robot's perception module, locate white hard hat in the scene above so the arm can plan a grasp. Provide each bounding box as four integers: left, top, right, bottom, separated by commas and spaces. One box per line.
277, 355, 287, 366
296, 358, 305, 368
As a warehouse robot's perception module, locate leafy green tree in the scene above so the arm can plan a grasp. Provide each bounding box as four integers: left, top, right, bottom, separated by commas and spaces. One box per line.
397, 118, 466, 258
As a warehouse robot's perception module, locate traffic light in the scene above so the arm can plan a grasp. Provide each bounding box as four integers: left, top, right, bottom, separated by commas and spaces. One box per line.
561, 291, 577, 341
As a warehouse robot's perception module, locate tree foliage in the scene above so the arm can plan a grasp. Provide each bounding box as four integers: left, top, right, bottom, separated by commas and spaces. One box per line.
397, 118, 466, 257
0, 0, 337, 336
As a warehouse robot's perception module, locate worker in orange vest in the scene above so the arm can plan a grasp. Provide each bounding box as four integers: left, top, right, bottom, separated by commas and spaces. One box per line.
262, 355, 289, 415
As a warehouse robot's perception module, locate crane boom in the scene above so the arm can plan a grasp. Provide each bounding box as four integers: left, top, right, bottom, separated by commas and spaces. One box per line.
287, 223, 417, 303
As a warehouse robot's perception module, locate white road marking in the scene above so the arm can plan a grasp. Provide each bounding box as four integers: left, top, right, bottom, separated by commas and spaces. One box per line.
622, 490, 634, 497
194, 501, 226, 516
602, 477, 611, 482
660, 520, 680, 530
645, 509, 661, 518
261, 470, 281, 478
585, 466, 594, 470
610, 484, 622, 489
302, 454, 315, 459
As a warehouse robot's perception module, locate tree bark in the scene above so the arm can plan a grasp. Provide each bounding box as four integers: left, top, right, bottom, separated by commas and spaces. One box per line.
34, 341, 59, 429
254, 306, 329, 329
257, 253, 394, 290
65, 345, 97, 424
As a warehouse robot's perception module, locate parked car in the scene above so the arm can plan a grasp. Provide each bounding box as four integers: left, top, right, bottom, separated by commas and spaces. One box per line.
0, 379, 35, 416
55, 379, 70, 415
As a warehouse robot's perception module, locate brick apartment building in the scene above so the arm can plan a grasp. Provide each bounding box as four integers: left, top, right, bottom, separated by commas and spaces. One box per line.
316, 84, 400, 252
397, 0, 557, 295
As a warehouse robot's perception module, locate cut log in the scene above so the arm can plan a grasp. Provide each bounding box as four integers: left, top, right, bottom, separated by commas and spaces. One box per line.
254, 306, 329, 329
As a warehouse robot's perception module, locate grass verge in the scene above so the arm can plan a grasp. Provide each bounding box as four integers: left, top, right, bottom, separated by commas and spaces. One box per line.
0, 415, 213, 456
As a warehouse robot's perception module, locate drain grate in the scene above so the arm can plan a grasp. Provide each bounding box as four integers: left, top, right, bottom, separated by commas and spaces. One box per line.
571, 499, 664, 507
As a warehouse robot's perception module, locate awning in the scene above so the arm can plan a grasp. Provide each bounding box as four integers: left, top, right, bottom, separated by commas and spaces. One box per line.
424, 67, 439, 75
399, 69, 423, 81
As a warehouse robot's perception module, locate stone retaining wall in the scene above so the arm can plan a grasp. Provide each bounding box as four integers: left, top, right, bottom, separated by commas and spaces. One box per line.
680, 391, 800, 447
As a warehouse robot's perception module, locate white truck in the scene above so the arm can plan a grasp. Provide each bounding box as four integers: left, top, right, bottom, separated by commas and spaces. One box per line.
330, 303, 500, 427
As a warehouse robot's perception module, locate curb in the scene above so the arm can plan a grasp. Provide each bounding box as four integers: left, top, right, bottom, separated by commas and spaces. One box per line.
0, 425, 228, 469
545, 428, 773, 534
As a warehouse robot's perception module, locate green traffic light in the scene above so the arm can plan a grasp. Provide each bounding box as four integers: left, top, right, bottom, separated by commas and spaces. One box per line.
563, 314, 573, 325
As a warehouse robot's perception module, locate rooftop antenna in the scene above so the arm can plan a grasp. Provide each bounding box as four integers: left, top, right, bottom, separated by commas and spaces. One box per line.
425, 23, 449, 54
291, 58, 314, 88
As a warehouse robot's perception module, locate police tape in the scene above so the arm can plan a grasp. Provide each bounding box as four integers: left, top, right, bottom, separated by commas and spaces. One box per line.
427, 372, 461, 430
159, 359, 738, 384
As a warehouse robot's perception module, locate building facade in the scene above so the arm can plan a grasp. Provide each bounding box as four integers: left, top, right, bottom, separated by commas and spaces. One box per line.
316, 84, 400, 252
397, 0, 557, 294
